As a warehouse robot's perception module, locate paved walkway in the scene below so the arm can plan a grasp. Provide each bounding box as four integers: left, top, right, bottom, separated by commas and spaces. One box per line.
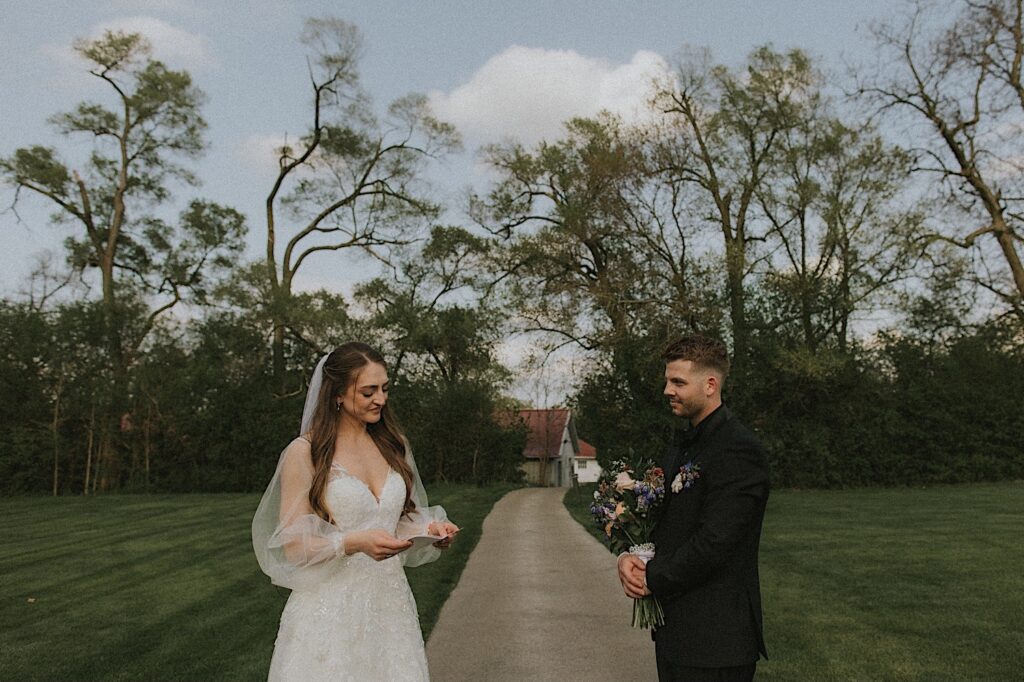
425, 487, 659, 681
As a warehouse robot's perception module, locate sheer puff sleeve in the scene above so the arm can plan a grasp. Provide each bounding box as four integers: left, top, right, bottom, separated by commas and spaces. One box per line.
396, 440, 449, 568
252, 437, 347, 590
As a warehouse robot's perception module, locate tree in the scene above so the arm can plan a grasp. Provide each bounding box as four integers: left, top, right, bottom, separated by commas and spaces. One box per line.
622, 118, 726, 337
756, 113, 922, 352
356, 226, 524, 483
263, 17, 460, 391
861, 0, 1024, 320
474, 115, 649, 353
0, 31, 246, 490
654, 47, 821, 367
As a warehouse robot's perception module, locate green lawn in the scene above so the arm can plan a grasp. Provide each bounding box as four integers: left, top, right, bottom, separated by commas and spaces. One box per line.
0, 482, 517, 682
565, 481, 1024, 681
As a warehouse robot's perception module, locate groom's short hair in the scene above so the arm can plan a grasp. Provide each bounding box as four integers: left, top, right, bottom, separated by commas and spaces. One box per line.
662, 334, 730, 381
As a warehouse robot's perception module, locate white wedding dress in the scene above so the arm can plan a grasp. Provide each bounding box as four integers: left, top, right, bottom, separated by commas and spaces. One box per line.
267, 463, 430, 681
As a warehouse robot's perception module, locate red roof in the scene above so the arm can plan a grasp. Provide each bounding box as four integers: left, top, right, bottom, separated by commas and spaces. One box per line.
516, 408, 571, 459
577, 439, 597, 459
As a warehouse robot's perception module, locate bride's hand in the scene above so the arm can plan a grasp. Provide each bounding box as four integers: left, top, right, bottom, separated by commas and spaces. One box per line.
344, 529, 413, 561
428, 521, 460, 549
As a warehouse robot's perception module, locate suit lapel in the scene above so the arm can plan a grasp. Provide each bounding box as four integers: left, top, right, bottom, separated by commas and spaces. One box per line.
671, 406, 733, 474
657, 406, 734, 530
662, 442, 681, 481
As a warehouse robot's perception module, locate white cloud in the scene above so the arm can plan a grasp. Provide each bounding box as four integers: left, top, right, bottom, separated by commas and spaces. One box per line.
428, 46, 670, 146
43, 16, 214, 71
104, 16, 213, 68
240, 133, 294, 174
107, 0, 202, 14
238, 133, 341, 186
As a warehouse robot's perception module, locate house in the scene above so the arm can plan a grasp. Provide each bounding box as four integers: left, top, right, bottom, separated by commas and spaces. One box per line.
574, 438, 600, 484
514, 408, 601, 487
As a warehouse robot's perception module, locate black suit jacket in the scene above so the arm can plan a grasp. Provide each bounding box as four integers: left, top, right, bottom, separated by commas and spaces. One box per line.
646, 404, 769, 668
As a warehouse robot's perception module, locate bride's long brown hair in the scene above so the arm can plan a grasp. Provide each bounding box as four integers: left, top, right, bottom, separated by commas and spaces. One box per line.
306, 343, 415, 523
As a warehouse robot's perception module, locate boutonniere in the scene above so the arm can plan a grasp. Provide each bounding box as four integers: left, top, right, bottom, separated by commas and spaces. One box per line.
671, 461, 701, 493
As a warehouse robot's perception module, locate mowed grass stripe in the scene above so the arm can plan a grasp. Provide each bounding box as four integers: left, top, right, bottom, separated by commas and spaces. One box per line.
1, 484, 517, 682
2, 495, 250, 565
566, 481, 1024, 681
3, 495, 274, 681
3, 496, 257, 602
759, 483, 1024, 680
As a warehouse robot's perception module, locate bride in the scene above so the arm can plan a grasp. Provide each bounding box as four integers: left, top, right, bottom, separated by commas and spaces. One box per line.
252, 342, 459, 681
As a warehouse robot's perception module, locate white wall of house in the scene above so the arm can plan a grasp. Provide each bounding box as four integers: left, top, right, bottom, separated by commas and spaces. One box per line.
556, 433, 574, 487
573, 458, 601, 484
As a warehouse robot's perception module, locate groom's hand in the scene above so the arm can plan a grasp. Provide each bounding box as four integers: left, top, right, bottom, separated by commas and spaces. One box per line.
617, 554, 650, 599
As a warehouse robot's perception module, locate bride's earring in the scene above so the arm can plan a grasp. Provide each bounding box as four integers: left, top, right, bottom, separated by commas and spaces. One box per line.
335, 400, 342, 412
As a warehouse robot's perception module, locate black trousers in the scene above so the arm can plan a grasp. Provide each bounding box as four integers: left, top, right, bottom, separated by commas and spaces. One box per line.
655, 647, 756, 682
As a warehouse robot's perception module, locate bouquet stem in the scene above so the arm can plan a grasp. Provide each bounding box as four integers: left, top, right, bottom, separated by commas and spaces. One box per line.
629, 544, 665, 629
632, 595, 666, 629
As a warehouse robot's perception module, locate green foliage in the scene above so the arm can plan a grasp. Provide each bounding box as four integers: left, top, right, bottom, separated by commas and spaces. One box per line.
727, 323, 1024, 488
568, 317, 1024, 490
0, 28, 246, 499
132, 316, 299, 493
475, 114, 653, 351
571, 334, 678, 467
260, 18, 462, 391
0, 146, 71, 196
0, 29, 241, 311
0, 268, 523, 493
395, 377, 526, 485
0, 300, 112, 495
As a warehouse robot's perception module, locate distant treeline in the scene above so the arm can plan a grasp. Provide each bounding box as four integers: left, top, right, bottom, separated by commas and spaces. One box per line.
2, 3, 1023, 495
0, 299, 528, 494
574, 322, 1024, 488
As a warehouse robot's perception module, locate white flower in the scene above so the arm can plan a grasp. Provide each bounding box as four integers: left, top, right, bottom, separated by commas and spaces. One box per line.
671, 472, 683, 494
614, 471, 637, 492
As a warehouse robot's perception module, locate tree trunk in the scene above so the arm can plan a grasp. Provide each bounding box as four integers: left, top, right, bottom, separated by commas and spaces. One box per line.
84, 404, 95, 495
838, 242, 852, 354
724, 237, 748, 369
51, 388, 61, 497
801, 284, 815, 352
994, 220, 1024, 309
97, 427, 114, 492
273, 322, 287, 391
272, 273, 294, 393
144, 403, 152, 492
100, 254, 128, 492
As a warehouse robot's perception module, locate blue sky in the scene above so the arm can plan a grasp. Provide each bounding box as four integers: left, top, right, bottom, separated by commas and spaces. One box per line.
1, 0, 901, 298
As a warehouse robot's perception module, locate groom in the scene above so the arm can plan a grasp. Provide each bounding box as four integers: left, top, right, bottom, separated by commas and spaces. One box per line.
617, 334, 769, 681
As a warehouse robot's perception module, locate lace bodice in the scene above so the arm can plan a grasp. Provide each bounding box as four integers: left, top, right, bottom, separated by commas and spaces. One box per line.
326, 463, 404, 535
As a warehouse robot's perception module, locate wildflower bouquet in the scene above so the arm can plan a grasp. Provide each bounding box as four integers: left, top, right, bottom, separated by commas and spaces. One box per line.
589, 459, 666, 628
